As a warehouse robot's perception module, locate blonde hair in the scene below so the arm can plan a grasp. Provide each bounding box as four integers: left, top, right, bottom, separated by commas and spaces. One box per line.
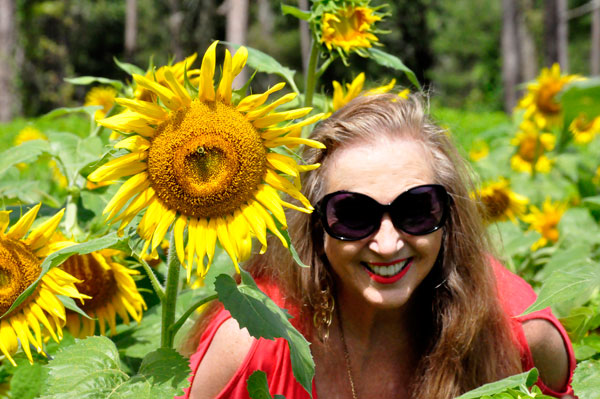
185, 93, 522, 398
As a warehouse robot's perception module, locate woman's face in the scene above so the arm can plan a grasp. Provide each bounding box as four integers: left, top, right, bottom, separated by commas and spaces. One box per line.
322, 136, 444, 309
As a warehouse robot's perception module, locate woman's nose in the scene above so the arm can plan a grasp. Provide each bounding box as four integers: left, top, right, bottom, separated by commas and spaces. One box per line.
368, 214, 404, 255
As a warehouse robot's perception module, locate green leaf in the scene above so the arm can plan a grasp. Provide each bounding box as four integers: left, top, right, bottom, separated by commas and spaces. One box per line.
10, 359, 48, 399
247, 370, 287, 399
572, 359, 600, 399
0, 139, 50, 177
56, 295, 92, 319
582, 195, 600, 210
533, 243, 591, 281
113, 57, 146, 76
224, 42, 299, 94
522, 264, 600, 316
1, 233, 125, 320
559, 78, 600, 128
281, 4, 310, 20
366, 48, 421, 89
47, 132, 104, 184
40, 336, 190, 399
215, 270, 314, 396
274, 218, 309, 268
40, 106, 100, 120
455, 369, 538, 399
64, 76, 123, 91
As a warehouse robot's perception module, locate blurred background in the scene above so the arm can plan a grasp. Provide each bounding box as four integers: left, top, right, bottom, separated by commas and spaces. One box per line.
0, 0, 599, 121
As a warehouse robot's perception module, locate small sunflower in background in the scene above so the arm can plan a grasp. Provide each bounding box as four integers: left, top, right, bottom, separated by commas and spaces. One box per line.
517, 63, 581, 129
61, 248, 146, 338
331, 72, 407, 113
88, 41, 324, 281
84, 86, 118, 120
510, 120, 556, 174
522, 198, 567, 250
0, 204, 89, 366
468, 140, 490, 162
569, 113, 600, 144
318, 0, 387, 60
475, 178, 528, 223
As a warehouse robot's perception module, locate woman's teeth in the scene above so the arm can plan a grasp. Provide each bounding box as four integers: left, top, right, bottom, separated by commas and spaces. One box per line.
368, 259, 410, 277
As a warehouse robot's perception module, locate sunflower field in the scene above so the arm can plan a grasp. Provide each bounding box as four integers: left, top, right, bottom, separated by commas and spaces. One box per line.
1, 1, 600, 398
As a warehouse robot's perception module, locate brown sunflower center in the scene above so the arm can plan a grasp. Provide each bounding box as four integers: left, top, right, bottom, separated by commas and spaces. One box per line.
61, 254, 117, 312
518, 136, 544, 162
536, 82, 562, 115
148, 99, 267, 218
0, 237, 41, 316
483, 189, 510, 219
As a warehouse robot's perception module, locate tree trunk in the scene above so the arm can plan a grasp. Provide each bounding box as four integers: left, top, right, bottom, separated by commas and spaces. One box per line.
517, 0, 537, 82
544, 0, 569, 71
502, 0, 520, 112
298, 0, 311, 76
167, 0, 184, 60
124, 0, 137, 62
225, 0, 249, 88
0, 0, 19, 122
592, 2, 600, 75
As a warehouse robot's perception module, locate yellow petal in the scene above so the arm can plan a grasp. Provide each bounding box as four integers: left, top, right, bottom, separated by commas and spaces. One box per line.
174, 215, 187, 265
264, 169, 312, 209
216, 49, 233, 104
98, 110, 156, 137
114, 98, 168, 121
88, 151, 148, 182
252, 108, 313, 129
10, 316, 33, 364
151, 207, 176, 251
164, 69, 192, 107
205, 218, 218, 269
187, 218, 198, 277
29, 303, 58, 342
231, 46, 248, 78
0, 210, 11, 235
112, 186, 155, 224
114, 136, 151, 152
250, 200, 287, 248
261, 113, 325, 140
25, 307, 43, 350
240, 204, 267, 252
27, 208, 65, 251
6, 203, 41, 240
137, 199, 163, 240
216, 217, 240, 273
245, 93, 298, 121
0, 320, 18, 366
104, 172, 151, 220
263, 136, 326, 149
254, 184, 287, 228
133, 74, 181, 111
198, 41, 218, 102
194, 218, 208, 277
266, 153, 300, 177
236, 82, 286, 113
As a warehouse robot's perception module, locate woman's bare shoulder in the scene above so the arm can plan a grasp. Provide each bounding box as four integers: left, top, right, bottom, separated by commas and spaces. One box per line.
188, 317, 255, 399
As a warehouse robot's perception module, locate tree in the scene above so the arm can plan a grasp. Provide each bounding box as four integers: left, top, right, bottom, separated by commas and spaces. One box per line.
224, 0, 248, 87
0, 0, 20, 121
502, 0, 520, 111
544, 0, 569, 70
591, 1, 600, 75
125, 0, 137, 62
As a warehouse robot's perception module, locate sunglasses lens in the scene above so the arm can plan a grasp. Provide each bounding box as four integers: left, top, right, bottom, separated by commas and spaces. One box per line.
394, 185, 446, 235
324, 193, 378, 240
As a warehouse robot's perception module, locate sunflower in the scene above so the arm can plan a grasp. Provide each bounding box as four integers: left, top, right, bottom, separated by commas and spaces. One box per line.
61, 248, 146, 338
320, 2, 384, 58
569, 113, 600, 144
84, 86, 118, 120
475, 178, 528, 223
517, 63, 581, 129
14, 126, 46, 146
510, 120, 556, 174
88, 41, 324, 281
331, 73, 406, 112
134, 53, 200, 102
0, 204, 89, 366
468, 140, 489, 162
522, 199, 567, 250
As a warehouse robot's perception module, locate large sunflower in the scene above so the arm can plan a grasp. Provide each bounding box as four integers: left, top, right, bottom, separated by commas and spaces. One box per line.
0, 204, 89, 366
510, 120, 556, 174
517, 63, 580, 129
475, 178, 528, 223
61, 248, 146, 338
320, 1, 384, 58
522, 198, 567, 250
331, 72, 407, 112
88, 41, 324, 281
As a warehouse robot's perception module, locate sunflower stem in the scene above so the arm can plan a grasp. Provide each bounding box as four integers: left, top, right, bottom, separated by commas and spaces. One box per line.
315, 55, 334, 80
169, 294, 218, 338
161, 230, 180, 348
304, 39, 321, 109
138, 257, 165, 302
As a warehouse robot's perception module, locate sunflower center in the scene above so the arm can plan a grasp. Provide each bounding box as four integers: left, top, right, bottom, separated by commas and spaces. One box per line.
148, 99, 267, 218
536, 82, 562, 115
0, 237, 41, 316
518, 136, 544, 162
483, 189, 510, 219
61, 254, 117, 312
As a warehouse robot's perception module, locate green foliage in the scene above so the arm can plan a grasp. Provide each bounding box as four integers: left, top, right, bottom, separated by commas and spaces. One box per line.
247, 371, 287, 399
572, 360, 600, 399
456, 369, 554, 399
40, 336, 190, 398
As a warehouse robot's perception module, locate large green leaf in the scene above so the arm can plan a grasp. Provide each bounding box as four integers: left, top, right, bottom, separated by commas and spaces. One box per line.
0, 139, 50, 177
9, 358, 48, 399
366, 48, 421, 89
522, 264, 600, 316
64, 76, 123, 91
41, 105, 100, 120
572, 359, 600, 399
40, 336, 190, 399
224, 42, 299, 94
215, 270, 314, 396
455, 369, 538, 398
0, 233, 125, 320
281, 4, 310, 20
247, 370, 287, 399
559, 78, 600, 129
47, 132, 104, 185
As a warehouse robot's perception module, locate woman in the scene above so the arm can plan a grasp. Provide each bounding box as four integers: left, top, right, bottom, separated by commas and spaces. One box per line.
181, 93, 575, 399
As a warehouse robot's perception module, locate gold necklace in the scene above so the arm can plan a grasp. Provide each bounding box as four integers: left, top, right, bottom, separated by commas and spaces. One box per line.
336, 305, 358, 399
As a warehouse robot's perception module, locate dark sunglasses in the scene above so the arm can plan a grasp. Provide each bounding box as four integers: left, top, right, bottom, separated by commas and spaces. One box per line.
316, 184, 449, 241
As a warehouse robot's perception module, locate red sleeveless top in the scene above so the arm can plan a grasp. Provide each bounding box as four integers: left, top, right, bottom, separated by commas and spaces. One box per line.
178, 261, 576, 398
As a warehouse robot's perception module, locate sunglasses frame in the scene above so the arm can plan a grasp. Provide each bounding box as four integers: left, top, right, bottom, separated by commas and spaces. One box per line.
316, 184, 450, 241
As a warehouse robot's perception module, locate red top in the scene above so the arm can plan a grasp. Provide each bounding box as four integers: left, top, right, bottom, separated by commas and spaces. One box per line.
178, 261, 576, 398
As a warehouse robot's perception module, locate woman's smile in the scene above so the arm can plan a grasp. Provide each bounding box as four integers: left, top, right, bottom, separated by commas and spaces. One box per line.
362, 257, 413, 284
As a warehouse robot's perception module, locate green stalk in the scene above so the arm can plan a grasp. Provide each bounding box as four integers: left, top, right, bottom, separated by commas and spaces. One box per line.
138, 257, 165, 302
161, 230, 181, 348
304, 39, 321, 108
169, 294, 218, 338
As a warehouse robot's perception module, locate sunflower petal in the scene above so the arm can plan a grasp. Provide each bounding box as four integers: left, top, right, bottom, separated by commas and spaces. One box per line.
104, 172, 151, 220
252, 107, 313, 129
164, 69, 192, 107
245, 93, 298, 121
254, 184, 287, 228
114, 98, 168, 121
216, 217, 240, 273
27, 208, 65, 251
236, 82, 286, 112
174, 215, 187, 265
0, 320, 18, 366
151, 207, 176, 251
205, 218, 218, 269
0, 210, 11, 235
250, 200, 287, 248
99, 111, 156, 137
114, 136, 151, 152
241, 204, 267, 253
216, 49, 233, 104
260, 113, 325, 140
266, 153, 300, 177
186, 218, 198, 277
263, 136, 326, 149
6, 203, 41, 240
133, 74, 181, 111
10, 316, 33, 364
264, 169, 313, 210
231, 46, 248, 78
195, 218, 208, 277
88, 151, 148, 182
198, 41, 218, 102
